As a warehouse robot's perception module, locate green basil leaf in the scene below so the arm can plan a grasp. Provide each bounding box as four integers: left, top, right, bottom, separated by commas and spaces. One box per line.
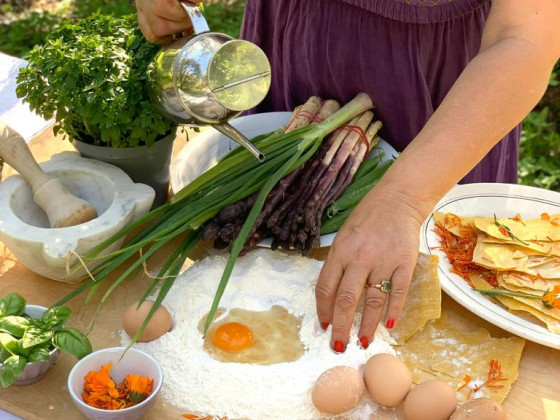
0, 347, 11, 363
41, 306, 72, 329
0, 355, 27, 388
0, 316, 31, 338
28, 317, 45, 329
15, 339, 33, 358
53, 327, 92, 359
21, 327, 53, 349
0, 333, 19, 355
0, 294, 26, 317
28, 347, 51, 363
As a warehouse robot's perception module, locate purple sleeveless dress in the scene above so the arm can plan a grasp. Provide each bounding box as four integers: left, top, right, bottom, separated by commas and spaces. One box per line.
241, 0, 520, 183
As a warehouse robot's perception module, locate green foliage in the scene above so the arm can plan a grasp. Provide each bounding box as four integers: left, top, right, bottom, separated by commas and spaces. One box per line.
0, 0, 135, 58
204, 1, 247, 38
70, 0, 135, 17
16, 13, 177, 147
52, 327, 93, 359
0, 293, 91, 388
0, 293, 26, 317
518, 107, 560, 192
0, 355, 27, 388
0, 0, 245, 58
0, 11, 60, 57
517, 61, 560, 192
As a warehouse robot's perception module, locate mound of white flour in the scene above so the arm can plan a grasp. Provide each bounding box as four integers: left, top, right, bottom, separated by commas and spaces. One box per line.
122, 249, 396, 419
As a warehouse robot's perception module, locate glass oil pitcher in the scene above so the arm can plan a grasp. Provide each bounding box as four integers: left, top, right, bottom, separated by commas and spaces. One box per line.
147, 1, 271, 161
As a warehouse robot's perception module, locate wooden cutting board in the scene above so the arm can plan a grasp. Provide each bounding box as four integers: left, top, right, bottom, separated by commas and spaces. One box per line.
0, 127, 559, 420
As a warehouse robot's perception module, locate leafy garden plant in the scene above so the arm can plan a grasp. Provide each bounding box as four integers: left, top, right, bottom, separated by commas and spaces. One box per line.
0, 293, 92, 388
16, 13, 177, 148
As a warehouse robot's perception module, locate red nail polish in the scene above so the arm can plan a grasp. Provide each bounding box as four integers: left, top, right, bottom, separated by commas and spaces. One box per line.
359, 336, 369, 349
333, 340, 346, 353
385, 319, 395, 329
321, 322, 329, 331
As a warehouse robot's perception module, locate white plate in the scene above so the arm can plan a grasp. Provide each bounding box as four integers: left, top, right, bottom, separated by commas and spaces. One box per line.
171, 112, 398, 247
420, 183, 560, 349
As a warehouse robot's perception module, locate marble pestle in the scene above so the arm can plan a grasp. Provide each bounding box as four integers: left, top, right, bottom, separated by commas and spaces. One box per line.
0, 122, 98, 228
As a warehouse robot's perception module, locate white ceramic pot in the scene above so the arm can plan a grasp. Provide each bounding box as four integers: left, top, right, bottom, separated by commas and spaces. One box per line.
0, 152, 155, 282
74, 131, 175, 208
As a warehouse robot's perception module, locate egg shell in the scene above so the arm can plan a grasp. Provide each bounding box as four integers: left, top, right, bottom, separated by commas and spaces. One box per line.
363, 353, 412, 407
450, 398, 508, 420
403, 380, 458, 420
123, 300, 172, 342
312, 366, 365, 415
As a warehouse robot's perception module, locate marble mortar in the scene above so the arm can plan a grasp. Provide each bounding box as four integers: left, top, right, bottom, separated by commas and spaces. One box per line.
0, 152, 155, 282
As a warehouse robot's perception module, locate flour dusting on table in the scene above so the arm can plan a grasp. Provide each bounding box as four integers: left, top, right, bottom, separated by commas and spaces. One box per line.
121, 249, 396, 419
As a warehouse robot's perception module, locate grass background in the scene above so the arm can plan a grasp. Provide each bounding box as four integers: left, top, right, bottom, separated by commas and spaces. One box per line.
1, 0, 558, 191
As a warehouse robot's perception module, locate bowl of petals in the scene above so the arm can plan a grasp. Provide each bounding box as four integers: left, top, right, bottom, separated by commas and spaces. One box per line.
68, 347, 163, 420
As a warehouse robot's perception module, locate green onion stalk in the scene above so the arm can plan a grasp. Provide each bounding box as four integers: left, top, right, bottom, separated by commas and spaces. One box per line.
56, 92, 374, 344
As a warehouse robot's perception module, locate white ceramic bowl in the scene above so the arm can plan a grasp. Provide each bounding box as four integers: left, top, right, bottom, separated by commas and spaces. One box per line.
68, 347, 163, 420
3, 305, 61, 386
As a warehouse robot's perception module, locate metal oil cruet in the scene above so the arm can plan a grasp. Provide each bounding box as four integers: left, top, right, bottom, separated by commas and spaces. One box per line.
147, 1, 271, 161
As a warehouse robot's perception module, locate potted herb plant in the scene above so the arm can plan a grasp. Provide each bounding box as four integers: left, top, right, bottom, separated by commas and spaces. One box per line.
16, 13, 178, 206
0, 293, 92, 387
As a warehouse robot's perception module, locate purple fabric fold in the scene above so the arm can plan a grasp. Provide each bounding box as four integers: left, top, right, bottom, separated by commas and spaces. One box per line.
340, 0, 490, 24
241, 0, 520, 184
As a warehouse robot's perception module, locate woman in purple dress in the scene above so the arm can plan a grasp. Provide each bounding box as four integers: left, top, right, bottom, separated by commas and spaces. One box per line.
137, 0, 560, 352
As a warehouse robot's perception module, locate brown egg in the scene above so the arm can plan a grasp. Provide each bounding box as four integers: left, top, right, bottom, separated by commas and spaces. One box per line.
403, 380, 458, 420
363, 353, 412, 406
123, 300, 172, 342
450, 398, 508, 420
312, 366, 365, 415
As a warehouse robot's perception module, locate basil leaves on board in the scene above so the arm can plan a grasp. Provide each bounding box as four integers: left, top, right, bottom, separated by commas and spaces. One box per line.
0, 293, 92, 387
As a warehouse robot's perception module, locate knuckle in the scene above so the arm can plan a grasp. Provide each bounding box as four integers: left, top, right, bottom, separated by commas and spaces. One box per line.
329, 240, 344, 255
315, 283, 336, 301
360, 319, 377, 332
151, 20, 170, 37
353, 246, 376, 267
330, 324, 349, 338
144, 32, 159, 43
389, 287, 408, 300
363, 293, 386, 310
335, 290, 359, 311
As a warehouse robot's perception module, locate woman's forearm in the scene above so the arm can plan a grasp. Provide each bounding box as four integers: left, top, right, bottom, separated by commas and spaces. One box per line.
372, 35, 557, 220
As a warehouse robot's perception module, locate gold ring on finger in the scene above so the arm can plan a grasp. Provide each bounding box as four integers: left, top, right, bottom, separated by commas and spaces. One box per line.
365, 280, 391, 293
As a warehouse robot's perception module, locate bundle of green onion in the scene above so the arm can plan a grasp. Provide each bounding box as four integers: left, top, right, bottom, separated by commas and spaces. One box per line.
56, 92, 374, 344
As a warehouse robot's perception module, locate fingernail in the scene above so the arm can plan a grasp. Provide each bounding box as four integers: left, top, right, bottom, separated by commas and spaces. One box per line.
385, 319, 395, 329
321, 322, 329, 331
333, 340, 346, 353
359, 336, 369, 349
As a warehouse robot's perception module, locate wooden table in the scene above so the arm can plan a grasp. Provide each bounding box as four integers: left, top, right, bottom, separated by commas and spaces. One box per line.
1, 128, 559, 420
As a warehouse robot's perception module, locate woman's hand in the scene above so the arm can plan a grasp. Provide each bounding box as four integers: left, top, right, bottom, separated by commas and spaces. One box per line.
136, 0, 203, 44
315, 187, 423, 352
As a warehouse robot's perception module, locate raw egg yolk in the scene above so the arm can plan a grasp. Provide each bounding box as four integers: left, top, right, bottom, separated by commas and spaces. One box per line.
212, 322, 254, 352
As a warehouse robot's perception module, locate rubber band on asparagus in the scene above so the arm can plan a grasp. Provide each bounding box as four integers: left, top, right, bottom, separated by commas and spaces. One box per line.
333, 125, 371, 154
285, 96, 322, 132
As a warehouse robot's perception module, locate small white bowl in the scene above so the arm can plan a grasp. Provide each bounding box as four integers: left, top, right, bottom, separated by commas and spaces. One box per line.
0, 305, 61, 386
68, 347, 163, 420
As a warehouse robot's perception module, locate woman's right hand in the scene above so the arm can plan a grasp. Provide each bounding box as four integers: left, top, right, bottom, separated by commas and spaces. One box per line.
136, 0, 203, 44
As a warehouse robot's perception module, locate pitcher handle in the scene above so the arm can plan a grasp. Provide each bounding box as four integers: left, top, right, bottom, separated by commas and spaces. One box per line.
180, 1, 210, 35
